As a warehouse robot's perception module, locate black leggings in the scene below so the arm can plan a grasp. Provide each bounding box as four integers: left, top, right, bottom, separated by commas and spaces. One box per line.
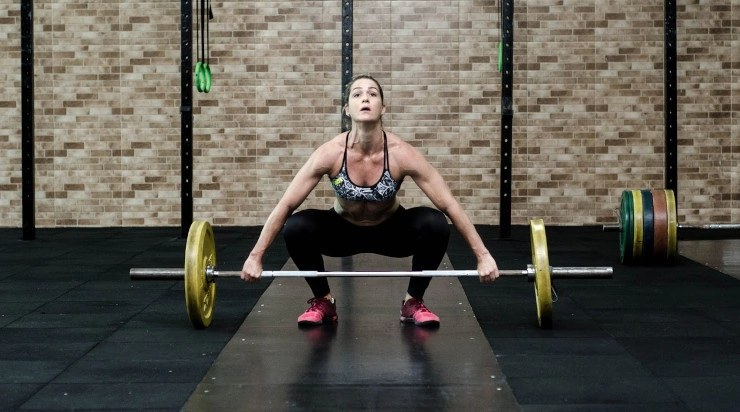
282, 206, 450, 299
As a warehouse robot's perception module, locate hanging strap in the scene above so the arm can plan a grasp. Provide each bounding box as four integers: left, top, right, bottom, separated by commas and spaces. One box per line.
195, 0, 213, 93
195, 0, 199, 64
206, 0, 212, 66
200, 0, 206, 63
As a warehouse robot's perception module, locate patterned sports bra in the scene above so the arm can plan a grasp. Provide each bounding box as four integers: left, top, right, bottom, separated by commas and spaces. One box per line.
330, 131, 402, 202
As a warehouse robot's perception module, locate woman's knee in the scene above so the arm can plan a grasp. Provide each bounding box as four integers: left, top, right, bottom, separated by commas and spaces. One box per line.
282, 209, 324, 242
411, 207, 450, 239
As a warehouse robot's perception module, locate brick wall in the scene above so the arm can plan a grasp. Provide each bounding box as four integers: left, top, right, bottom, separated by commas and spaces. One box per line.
1, 0, 738, 228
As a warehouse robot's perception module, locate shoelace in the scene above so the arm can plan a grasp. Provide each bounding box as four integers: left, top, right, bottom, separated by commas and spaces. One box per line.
306, 297, 329, 312
408, 299, 430, 313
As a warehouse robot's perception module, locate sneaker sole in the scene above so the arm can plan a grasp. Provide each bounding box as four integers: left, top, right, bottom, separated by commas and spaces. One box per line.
400, 316, 439, 327
298, 316, 338, 326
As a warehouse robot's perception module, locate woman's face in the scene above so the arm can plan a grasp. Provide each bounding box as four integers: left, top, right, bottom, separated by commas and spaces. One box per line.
344, 78, 386, 122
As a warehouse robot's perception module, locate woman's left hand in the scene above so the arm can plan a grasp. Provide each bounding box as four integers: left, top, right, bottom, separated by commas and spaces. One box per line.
477, 252, 499, 283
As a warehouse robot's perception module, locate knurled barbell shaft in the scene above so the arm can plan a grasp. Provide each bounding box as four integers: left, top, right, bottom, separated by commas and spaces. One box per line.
603, 223, 740, 232
129, 266, 613, 280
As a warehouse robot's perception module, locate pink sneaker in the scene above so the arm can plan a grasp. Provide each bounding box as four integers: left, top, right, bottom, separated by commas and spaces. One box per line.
400, 298, 440, 327
297, 297, 338, 326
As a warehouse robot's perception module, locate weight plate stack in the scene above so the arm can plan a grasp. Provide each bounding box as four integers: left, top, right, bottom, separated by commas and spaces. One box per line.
619, 189, 679, 265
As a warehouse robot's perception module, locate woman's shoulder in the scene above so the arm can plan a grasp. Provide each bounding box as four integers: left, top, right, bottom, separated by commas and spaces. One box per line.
385, 131, 427, 175
385, 131, 420, 157
317, 132, 348, 154
308, 133, 347, 168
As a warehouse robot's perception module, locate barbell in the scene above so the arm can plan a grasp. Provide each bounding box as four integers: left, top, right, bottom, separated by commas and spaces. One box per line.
129, 219, 613, 329
603, 189, 740, 265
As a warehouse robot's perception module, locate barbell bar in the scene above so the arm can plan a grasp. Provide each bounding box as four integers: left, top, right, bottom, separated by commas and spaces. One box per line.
129, 267, 614, 281
603, 189, 740, 265
129, 219, 613, 330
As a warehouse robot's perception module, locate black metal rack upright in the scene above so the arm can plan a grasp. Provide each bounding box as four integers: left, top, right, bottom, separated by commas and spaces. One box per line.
664, 0, 678, 198
21, 0, 35, 240
341, 1, 353, 132
180, 0, 194, 237
499, 0, 514, 239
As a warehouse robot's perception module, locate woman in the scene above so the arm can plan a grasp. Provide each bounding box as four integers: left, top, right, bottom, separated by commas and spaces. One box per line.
241, 75, 499, 327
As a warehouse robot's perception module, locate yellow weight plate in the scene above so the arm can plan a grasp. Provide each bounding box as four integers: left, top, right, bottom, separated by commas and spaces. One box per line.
631, 189, 644, 261
530, 219, 553, 329
184, 220, 217, 329
665, 189, 678, 262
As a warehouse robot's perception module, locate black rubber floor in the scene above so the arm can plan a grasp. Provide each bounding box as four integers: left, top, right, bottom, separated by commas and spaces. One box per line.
1, 225, 739, 411
182, 254, 519, 411
452, 225, 740, 412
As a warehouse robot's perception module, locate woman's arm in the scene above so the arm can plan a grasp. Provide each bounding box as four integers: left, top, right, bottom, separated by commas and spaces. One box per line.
398, 142, 500, 282
241, 144, 336, 281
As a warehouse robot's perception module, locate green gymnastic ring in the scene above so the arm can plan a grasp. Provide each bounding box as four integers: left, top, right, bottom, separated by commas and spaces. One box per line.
203, 63, 212, 93
194, 61, 204, 92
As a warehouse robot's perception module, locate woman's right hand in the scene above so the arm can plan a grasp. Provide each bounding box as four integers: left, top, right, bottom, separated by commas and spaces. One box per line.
241, 255, 263, 283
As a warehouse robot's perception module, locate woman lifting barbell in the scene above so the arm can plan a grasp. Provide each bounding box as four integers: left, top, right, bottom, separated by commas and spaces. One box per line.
241, 74, 499, 327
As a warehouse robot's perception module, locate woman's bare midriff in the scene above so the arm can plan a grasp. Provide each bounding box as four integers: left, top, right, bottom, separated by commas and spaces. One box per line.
333, 197, 400, 226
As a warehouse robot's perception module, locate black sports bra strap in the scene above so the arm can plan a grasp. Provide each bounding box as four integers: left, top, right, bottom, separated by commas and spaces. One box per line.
342, 132, 350, 168
382, 131, 389, 170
